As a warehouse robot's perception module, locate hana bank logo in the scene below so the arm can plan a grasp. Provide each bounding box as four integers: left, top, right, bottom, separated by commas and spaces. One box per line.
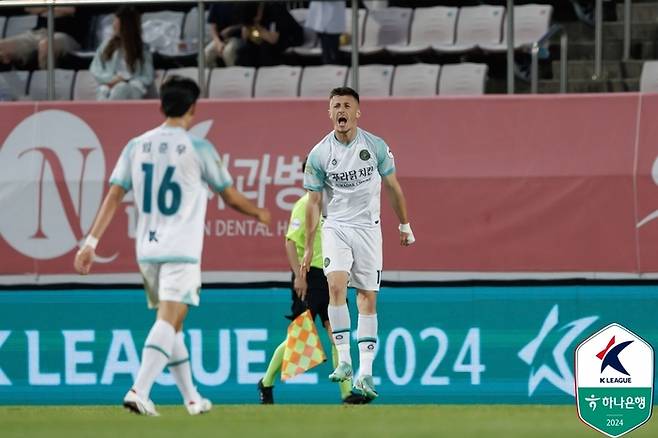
0, 110, 116, 261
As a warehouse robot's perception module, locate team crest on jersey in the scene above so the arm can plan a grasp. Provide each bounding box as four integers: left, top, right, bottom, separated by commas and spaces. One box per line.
359, 149, 370, 161
331, 158, 337, 166
324, 257, 330, 268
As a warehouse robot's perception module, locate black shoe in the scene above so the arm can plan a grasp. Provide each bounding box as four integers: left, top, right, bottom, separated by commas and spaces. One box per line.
342, 392, 373, 405
257, 378, 274, 404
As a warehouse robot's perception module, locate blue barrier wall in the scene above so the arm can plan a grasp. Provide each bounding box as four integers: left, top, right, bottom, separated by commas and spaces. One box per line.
0, 285, 656, 404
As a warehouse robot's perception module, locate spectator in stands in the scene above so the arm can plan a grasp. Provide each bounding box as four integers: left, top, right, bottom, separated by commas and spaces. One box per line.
233, 2, 303, 67
90, 6, 154, 101
307, 1, 345, 65
0, 6, 89, 70
205, 2, 243, 67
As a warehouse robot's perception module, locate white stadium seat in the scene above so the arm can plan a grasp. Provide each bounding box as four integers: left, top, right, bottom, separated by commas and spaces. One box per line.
28, 69, 75, 101
392, 64, 440, 97
387, 6, 457, 55
347, 64, 393, 97
254, 65, 302, 98
439, 63, 488, 95
480, 4, 553, 52
357, 7, 413, 55
72, 70, 98, 101
300, 65, 348, 98
4, 14, 38, 38
208, 67, 255, 99
640, 61, 658, 93
434, 5, 504, 54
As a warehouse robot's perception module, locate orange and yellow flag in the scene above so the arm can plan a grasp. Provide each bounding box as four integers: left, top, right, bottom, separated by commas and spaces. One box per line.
281, 310, 327, 380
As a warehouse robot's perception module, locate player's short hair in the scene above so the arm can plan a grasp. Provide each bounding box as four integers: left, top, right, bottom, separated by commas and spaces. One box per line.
329, 87, 359, 104
160, 75, 200, 117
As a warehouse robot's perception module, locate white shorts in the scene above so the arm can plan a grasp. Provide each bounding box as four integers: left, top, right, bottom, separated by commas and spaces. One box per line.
139, 263, 202, 309
322, 224, 383, 291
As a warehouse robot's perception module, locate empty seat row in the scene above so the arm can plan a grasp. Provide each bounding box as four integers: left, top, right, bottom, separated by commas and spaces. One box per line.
291, 4, 553, 57
0, 63, 488, 102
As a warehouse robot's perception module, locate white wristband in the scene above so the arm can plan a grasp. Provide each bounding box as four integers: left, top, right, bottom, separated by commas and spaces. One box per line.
83, 235, 99, 250
398, 223, 412, 233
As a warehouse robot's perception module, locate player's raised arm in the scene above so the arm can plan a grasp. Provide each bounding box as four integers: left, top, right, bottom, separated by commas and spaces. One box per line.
382, 173, 415, 246
300, 190, 322, 278
74, 184, 126, 274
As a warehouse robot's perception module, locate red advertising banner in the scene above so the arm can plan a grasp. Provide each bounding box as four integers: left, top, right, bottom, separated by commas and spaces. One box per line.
0, 94, 656, 283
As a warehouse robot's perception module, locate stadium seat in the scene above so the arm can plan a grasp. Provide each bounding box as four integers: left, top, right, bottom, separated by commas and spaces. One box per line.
434, 5, 504, 54
164, 67, 209, 90
72, 70, 98, 101
27, 69, 75, 101
254, 65, 302, 98
0, 70, 29, 100
438, 63, 488, 95
355, 7, 413, 56
298, 8, 366, 58
480, 4, 553, 52
392, 63, 440, 97
299, 65, 348, 98
0, 16, 6, 38
387, 6, 457, 55
4, 14, 38, 38
182, 6, 212, 43
142, 10, 185, 56
347, 64, 393, 97
208, 66, 255, 99
640, 61, 658, 93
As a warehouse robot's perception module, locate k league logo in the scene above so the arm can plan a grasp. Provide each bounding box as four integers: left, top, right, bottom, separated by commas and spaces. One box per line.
575, 323, 654, 437
0, 110, 115, 261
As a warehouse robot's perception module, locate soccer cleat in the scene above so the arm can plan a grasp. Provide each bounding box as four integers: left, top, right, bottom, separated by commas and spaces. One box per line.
328, 361, 353, 383
186, 397, 212, 415
257, 378, 274, 404
342, 391, 373, 405
123, 389, 160, 416
353, 375, 378, 400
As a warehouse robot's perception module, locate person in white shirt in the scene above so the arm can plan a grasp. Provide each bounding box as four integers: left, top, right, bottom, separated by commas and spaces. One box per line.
90, 6, 154, 100
306, 1, 345, 64
74, 76, 270, 416
300, 86, 414, 400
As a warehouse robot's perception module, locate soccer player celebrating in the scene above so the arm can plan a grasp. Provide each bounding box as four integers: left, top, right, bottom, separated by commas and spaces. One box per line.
258, 158, 369, 405
300, 87, 414, 400
74, 76, 270, 416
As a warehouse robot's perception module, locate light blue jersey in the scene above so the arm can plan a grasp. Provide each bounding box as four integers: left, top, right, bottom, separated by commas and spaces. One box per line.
303, 127, 395, 228
110, 124, 232, 264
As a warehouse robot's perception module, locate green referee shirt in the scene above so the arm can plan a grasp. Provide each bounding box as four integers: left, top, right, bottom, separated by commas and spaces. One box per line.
286, 193, 323, 269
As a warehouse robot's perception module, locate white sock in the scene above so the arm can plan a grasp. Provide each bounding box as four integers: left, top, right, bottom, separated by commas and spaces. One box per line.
357, 313, 378, 376
328, 304, 351, 365
169, 331, 200, 404
133, 319, 176, 399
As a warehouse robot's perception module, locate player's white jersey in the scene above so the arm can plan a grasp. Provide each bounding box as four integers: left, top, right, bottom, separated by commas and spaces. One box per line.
110, 124, 232, 264
304, 128, 395, 228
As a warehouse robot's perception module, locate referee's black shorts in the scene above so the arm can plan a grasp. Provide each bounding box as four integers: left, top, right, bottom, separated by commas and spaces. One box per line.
287, 267, 329, 324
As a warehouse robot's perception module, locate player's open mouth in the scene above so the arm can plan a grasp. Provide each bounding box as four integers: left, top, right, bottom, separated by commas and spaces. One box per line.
338, 116, 348, 126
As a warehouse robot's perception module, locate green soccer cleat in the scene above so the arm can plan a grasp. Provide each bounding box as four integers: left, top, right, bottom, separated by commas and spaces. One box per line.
353, 375, 378, 400
328, 362, 353, 382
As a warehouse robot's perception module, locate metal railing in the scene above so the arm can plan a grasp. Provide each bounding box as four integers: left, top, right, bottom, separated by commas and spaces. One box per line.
595, 0, 633, 78
506, 0, 514, 94
531, 24, 568, 94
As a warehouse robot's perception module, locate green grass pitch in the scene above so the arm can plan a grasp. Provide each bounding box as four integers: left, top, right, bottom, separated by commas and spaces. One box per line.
0, 405, 655, 438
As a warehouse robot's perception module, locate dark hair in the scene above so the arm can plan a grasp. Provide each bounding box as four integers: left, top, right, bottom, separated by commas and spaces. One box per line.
160, 76, 201, 117
302, 157, 307, 173
102, 6, 143, 73
329, 86, 360, 103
